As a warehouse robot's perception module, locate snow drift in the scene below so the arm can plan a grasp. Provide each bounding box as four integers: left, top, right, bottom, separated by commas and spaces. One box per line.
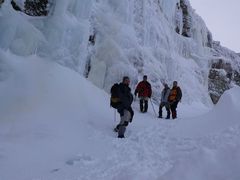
0, 51, 240, 180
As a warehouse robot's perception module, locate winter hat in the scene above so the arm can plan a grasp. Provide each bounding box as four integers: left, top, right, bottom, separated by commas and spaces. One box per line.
122, 76, 130, 82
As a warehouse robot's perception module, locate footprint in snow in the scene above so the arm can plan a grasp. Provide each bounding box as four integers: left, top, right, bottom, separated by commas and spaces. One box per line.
65, 154, 94, 166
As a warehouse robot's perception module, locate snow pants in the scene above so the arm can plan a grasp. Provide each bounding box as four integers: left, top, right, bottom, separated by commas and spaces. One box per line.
118, 109, 131, 137
159, 102, 170, 118
139, 97, 149, 112
170, 101, 179, 119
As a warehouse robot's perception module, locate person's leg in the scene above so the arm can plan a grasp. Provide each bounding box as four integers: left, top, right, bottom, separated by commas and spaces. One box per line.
171, 101, 178, 119
158, 103, 164, 118
118, 110, 131, 138
166, 105, 170, 119
144, 99, 148, 112
115, 108, 124, 131
140, 98, 144, 112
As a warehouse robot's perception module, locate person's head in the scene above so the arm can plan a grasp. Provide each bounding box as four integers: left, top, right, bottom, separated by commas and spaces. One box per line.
164, 83, 169, 88
173, 81, 178, 87
122, 76, 130, 85
143, 75, 147, 81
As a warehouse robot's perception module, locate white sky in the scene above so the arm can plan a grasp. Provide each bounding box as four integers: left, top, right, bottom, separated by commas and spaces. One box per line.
190, 0, 240, 53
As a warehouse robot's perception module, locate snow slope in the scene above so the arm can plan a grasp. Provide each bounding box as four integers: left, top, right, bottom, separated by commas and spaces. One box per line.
0, 51, 239, 180
0, 50, 114, 179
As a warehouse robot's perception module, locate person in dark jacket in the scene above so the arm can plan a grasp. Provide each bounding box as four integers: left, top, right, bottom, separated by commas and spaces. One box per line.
114, 76, 134, 138
134, 75, 152, 113
158, 83, 171, 119
168, 81, 182, 119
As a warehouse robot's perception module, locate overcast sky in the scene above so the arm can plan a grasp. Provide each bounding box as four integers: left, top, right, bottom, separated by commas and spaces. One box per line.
190, 0, 240, 53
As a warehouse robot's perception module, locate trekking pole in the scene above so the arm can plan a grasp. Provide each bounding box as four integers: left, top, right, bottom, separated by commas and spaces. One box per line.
150, 98, 157, 117
114, 109, 117, 121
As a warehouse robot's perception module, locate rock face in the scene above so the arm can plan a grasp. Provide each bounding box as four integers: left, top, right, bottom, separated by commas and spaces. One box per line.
0, 0, 4, 7
209, 42, 240, 104
180, 0, 191, 37
209, 59, 232, 104
24, 0, 49, 16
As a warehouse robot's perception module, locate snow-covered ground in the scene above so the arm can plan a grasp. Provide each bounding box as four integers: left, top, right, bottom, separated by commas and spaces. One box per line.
0, 52, 239, 180
1, 0, 240, 179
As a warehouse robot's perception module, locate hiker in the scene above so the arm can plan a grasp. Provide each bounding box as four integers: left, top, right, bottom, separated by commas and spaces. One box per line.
134, 75, 152, 113
168, 81, 182, 119
158, 83, 171, 119
111, 76, 134, 138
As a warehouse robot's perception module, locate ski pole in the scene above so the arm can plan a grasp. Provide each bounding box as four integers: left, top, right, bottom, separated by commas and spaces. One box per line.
150, 98, 157, 117
114, 109, 117, 121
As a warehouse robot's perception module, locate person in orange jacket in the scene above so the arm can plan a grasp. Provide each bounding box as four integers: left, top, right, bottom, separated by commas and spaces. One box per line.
168, 81, 182, 119
134, 75, 152, 113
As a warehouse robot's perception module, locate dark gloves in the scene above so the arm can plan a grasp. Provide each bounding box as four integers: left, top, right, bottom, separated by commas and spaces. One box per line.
129, 117, 133, 123
134, 90, 138, 96
123, 121, 129, 126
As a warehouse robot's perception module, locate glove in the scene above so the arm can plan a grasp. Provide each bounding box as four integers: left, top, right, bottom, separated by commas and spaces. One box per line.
129, 117, 133, 123
123, 121, 129, 126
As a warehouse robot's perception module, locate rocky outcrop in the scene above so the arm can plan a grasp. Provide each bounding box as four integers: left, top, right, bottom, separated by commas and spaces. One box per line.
209, 59, 232, 104
233, 70, 240, 86
0, 0, 4, 7
180, 0, 191, 37
24, 0, 49, 16
11, 0, 22, 11
209, 42, 240, 104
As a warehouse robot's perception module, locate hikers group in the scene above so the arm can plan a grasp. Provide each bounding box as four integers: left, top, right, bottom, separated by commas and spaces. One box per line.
159, 81, 182, 119
110, 75, 182, 138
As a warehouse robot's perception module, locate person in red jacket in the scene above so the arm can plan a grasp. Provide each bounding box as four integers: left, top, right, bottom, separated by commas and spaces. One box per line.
134, 75, 152, 113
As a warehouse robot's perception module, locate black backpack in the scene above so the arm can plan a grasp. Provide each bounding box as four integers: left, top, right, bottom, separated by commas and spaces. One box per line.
110, 83, 121, 108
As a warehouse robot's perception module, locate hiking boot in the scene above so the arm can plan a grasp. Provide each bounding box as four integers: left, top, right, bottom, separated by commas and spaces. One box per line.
158, 116, 162, 118
165, 116, 170, 119
172, 111, 177, 119
118, 135, 125, 138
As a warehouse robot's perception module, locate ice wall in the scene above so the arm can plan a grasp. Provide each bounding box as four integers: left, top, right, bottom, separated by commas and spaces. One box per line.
1, 0, 238, 105
87, 0, 213, 105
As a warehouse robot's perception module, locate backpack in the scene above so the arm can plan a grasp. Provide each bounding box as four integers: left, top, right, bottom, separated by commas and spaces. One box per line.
110, 83, 121, 108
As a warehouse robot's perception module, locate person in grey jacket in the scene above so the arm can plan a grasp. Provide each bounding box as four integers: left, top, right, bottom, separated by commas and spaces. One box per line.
158, 83, 171, 119
114, 76, 134, 138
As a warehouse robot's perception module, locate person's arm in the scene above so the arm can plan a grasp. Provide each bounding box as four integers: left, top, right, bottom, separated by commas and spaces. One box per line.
134, 83, 139, 96
148, 82, 152, 98
134, 89, 138, 96
177, 87, 182, 101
